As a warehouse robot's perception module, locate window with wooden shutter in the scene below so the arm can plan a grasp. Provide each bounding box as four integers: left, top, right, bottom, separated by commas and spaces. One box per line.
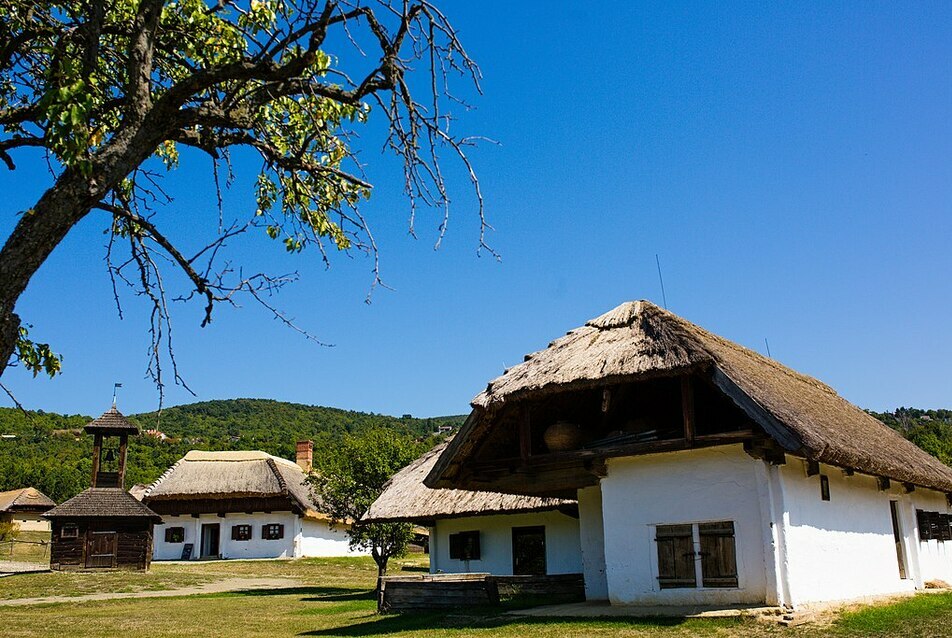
231, 524, 252, 541
917, 510, 932, 541
262, 523, 284, 540
656, 524, 696, 589
939, 514, 952, 542
448, 531, 480, 560
698, 521, 739, 588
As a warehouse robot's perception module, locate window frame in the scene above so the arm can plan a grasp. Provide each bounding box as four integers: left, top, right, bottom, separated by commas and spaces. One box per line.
262, 523, 284, 540
448, 530, 481, 561
231, 524, 253, 541
164, 526, 185, 543
655, 520, 739, 590
60, 524, 79, 539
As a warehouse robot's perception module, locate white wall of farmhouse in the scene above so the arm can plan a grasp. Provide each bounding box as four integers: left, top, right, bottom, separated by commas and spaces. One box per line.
577, 485, 608, 600
153, 511, 360, 560
579, 444, 952, 609
429, 511, 582, 576
3, 512, 50, 532
911, 488, 952, 585
597, 445, 771, 606
777, 462, 917, 605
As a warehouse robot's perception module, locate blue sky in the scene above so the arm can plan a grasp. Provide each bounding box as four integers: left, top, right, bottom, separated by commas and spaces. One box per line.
1, 2, 950, 417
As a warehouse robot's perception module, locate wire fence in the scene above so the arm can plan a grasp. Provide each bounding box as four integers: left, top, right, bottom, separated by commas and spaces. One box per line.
0, 538, 50, 561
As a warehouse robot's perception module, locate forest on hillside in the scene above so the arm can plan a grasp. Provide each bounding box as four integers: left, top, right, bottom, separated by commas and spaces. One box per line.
868, 407, 952, 467
0, 399, 465, 503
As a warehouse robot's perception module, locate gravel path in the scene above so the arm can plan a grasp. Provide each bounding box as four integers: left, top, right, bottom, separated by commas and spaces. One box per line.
0, 576, 300, 606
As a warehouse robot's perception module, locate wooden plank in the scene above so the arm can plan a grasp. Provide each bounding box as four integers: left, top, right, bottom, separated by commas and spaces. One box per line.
681, 376, 695, 444
519, 405, 532, 461
91, 434, 102, 487
878, 477, 891, 491
806, 460, 820, 477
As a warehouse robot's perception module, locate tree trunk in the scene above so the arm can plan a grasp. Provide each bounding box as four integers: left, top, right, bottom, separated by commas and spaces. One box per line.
373, 548, 389, 611
0, 118, 172, 377
0, 167, 104, 376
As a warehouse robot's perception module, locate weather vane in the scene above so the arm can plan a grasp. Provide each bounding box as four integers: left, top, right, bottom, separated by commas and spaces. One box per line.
112, 382, 122, 408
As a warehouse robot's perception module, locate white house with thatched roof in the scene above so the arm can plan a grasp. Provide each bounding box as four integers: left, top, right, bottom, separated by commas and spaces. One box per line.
0, 487, 56, 532
426, 300, 952, 609
365, 441, 583, 576
144, 445, 365, 561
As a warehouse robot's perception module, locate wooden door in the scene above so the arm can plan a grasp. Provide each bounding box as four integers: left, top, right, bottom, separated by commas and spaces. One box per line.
512, 526, 546, 575
201, 523, 220, 558
85, 531, 117, 569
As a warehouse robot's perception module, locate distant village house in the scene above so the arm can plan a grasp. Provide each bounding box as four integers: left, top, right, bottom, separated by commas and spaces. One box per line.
0, 487, 55, 532
365, 440, 582, 577
144, 441, 366, 561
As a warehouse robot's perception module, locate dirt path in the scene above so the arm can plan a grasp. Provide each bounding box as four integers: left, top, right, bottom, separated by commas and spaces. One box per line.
0, 576, 300, 607
0, 560, 48, 575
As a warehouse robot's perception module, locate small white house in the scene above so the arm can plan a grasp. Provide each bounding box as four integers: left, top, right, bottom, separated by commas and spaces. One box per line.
427, 300, 952, 609
144, 443, 365, 561
365, 441, 583, 576
0, 487, 55, 532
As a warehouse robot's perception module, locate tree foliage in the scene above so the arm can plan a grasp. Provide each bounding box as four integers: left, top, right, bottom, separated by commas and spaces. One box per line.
310, 426, 427, 581
0, 0, 487, 398
0, 399, 461, 503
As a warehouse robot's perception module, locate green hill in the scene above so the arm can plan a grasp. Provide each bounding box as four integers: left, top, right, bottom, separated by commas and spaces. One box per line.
869, 407, 952, 467
0, 399, 465, 503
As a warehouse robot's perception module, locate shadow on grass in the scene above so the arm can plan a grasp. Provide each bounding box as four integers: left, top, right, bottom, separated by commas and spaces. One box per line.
227, 586, 376, 603
300, 610, 695, 637
397, 565, 430, 573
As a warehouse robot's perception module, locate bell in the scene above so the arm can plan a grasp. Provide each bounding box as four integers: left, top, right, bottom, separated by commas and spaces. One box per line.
104, 448, 116, 462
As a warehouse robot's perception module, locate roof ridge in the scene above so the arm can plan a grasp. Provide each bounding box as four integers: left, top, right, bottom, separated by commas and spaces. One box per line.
267, 457, 289, 494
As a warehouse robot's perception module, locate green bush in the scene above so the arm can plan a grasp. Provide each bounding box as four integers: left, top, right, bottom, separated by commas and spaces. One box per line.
0, 520, 21, 542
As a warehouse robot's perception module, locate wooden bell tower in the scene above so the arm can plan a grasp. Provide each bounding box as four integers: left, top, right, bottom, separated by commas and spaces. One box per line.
86, 407, 139, 489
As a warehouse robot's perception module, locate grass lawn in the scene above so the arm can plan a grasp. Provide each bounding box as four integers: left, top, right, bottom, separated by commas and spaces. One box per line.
2, 556, 952, 637
0, 530, 52, 564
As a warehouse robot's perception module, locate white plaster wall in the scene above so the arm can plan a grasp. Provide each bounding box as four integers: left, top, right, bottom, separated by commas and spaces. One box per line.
911, 488, 952, 585
577, 485, 608, 600
154, 512, 297, 560
779, 462, 917, 606
600, 445, 770, 605
431, 511, 582, 576
10, 512, 50, 532
297, 519, 368, 557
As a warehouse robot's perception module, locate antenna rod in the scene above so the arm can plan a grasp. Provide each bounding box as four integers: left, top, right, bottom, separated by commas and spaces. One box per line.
655, 254, 668, 310
112, 382, 122, 408
764, 338, 772, 359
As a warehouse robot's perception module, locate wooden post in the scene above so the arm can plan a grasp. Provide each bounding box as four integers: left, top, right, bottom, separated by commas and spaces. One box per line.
805, 460, 820, 477
117, 434, 128, 489
878, 477, 891, 492
519, 406, 532, 461
680, 376, 695, 445
91, 433, 103, 487
903, 483, 915, 494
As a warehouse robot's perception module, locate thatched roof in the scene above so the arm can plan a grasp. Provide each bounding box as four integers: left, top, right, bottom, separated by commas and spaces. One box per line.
44, 488, 161, 521
144, 450, 327, 520
0, 487, 55, 513
364, 441, 576, 524
84, 407, 139, 435
428, 300, 952, 494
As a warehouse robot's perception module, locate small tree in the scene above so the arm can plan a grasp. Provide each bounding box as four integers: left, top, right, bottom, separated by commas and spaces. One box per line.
0, 520, 20, 543
311, 428, 423, 586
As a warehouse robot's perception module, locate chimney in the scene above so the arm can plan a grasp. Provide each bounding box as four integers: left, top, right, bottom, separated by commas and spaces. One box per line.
295, 440, 313, 473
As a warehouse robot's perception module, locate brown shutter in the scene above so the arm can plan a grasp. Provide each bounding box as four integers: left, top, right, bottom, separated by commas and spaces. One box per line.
277, 524, 285, 539
656, 524, 696, 588
698, 521, 738, 588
